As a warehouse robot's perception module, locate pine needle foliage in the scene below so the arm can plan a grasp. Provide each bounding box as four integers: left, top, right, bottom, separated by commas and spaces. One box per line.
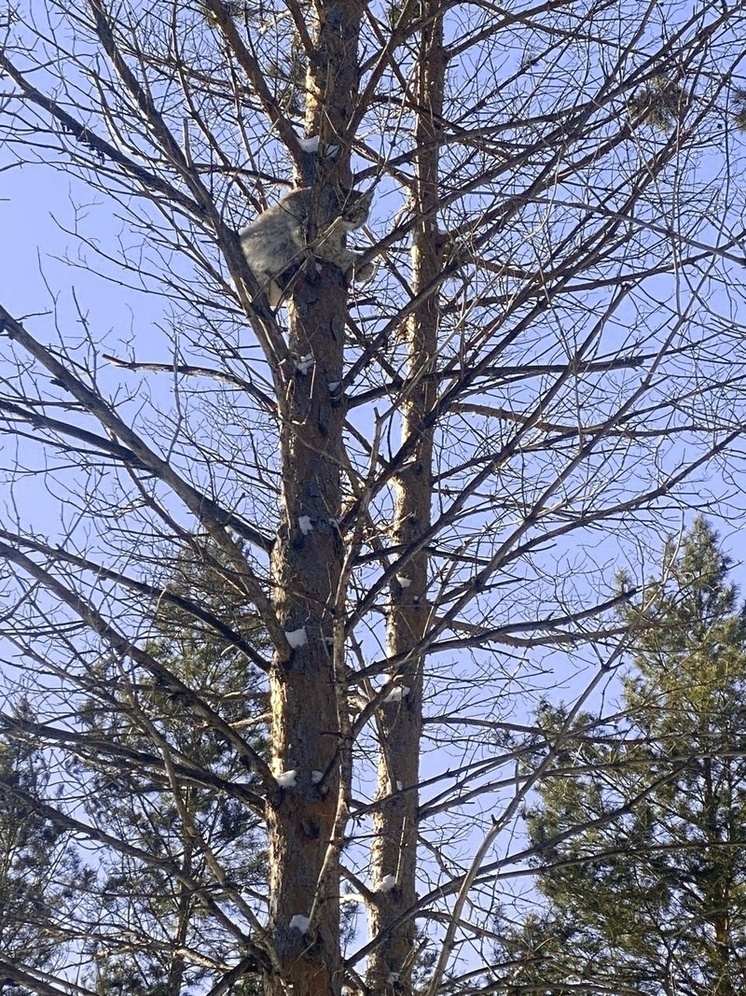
0, 703, 88, 996
494, 518, 746, 996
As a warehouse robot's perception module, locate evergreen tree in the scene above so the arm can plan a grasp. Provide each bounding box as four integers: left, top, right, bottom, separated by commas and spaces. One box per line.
80, 546, 269, 996
1, 548, 268, 996
496, 518, 746, 996
0, 703, 86, 995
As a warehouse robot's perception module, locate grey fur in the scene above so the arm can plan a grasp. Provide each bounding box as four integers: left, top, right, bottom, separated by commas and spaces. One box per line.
239, 186, 374, 306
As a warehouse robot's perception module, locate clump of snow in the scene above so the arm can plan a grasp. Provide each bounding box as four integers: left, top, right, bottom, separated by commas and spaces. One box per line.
396, 575, 412, 588
388, 972, 401, 984
298, 135, 320, 153
396, 780, 403, 791
377, 875, 397, 893
275, 769, 298, 789
289, 913, 311, 934
341, 892, 364, 903
327, 381, 341, 392
296, 354, 314, 374
412, 595, 420, 603
285, 626, 308, 649
298, 515, 313, 535
384, 685, 410, 703
311, 770, 324, 784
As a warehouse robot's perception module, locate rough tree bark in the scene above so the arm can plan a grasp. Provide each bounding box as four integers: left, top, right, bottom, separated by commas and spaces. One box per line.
265, 3, 363, 995
367, 7, 445, 993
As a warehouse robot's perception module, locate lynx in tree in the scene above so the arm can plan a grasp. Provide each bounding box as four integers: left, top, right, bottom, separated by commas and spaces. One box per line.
239, 186, 374, 306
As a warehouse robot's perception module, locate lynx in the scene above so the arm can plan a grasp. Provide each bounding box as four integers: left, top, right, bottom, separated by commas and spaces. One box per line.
239, 186, 374, 306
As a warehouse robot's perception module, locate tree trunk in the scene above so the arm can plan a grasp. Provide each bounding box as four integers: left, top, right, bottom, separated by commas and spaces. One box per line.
266, 4, 362, 995
367, 6, 445, 993
266, 274, 346, 996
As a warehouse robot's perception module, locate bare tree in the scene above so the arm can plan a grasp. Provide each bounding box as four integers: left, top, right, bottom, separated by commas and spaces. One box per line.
1, 2, 746, 995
